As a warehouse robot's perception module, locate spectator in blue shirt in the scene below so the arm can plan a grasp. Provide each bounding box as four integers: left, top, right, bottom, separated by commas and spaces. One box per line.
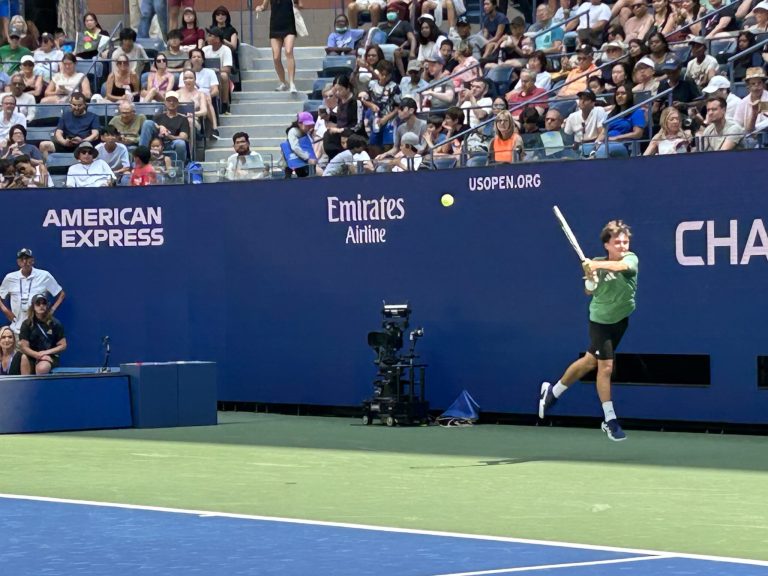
593, 84, 646, 157
50, 92, 101, 154
531, 4, 565, 54
481, 0, 510, 59
326, 14, 365, 55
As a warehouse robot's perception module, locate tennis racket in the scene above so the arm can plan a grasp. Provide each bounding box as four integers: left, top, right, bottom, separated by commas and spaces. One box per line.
553, 205, 597, 290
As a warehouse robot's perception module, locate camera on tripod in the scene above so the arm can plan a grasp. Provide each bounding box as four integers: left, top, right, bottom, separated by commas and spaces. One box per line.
362, 302, 429, 426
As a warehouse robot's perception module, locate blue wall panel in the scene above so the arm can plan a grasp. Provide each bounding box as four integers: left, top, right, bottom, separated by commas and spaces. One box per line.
2, 151, 767, 424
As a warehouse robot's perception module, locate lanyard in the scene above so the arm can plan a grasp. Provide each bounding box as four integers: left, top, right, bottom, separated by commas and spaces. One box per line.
19, 276, 32, 305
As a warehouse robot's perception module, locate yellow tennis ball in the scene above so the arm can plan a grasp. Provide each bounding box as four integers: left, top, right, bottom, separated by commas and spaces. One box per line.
441, 194, 454, 207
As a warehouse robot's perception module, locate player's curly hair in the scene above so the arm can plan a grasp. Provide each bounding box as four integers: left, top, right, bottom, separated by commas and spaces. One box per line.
600, 220, 632, 244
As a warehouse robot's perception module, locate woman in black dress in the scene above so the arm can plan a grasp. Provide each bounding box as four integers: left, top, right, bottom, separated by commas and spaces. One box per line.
255, 0, 302, 93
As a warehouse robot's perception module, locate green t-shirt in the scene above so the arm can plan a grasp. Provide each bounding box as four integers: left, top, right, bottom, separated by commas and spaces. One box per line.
589, 252, 638, 325
0, 45, 32, 75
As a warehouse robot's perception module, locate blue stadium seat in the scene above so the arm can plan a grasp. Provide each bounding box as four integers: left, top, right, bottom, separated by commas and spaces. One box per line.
319, 56, 356, 78
432, 156, 458, 170
732, 82, 748, 98
311, 78, 332, 100
25, 126, 53, 145
710, 38, 737, 64
485, 67, 514, 96
29, 105, 66, 127
136, 37, 167, 53
670, 44, 691, 64
303, 100, 323, 112
46, 153, 78, 175
466, 153, 488, 167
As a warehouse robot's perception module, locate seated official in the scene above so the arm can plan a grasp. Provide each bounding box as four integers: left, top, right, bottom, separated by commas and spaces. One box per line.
225, 132, 267, 180
0, 325, 23, 375
19, 293, 67, 375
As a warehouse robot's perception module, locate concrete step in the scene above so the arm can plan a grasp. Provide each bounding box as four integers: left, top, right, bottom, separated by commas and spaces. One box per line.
226, 101, 305, 115
215, 123, 292, 138
209, 136, 284, 149
231, 91, 307, 102
243, 46, 327, 60
240, 69, 319, 81
239, 78, 316, 92
246, 56, 326, 71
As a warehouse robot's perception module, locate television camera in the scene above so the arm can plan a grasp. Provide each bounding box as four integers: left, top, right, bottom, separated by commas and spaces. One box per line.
362, 303, 429, 426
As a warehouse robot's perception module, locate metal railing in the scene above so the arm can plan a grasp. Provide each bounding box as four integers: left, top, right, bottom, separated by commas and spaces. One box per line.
530, 10, 587, 41
666, 0, 747, 40
727, 36, 768, 82
425, 48, 634, 156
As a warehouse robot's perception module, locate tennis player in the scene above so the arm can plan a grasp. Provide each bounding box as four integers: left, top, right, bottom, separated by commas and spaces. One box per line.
539, 220, 638, 442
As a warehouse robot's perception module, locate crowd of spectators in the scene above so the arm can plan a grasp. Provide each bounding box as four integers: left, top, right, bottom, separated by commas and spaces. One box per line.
0, 6, 240, 188
300, 0, 767, 174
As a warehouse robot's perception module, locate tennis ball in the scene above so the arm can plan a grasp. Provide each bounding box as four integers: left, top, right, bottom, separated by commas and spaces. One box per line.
441, 194, 454, 207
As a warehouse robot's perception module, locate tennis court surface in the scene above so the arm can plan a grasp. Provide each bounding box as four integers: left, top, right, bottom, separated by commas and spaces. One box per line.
2, 494, 767, 575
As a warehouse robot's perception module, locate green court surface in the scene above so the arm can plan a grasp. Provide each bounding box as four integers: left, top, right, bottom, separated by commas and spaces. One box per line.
1, 413, 766, 561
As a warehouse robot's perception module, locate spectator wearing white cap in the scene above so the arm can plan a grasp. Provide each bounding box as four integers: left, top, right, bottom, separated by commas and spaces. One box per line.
733, 67, 768, 133
632, 56, 659, 95
686, 36, 718, 90
17, 55, 43, 101
749, 1, 768, 33
701, 75, 740, 120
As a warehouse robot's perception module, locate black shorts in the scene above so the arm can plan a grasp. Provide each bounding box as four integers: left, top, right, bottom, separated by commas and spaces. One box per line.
29, 355, 60, 371
588, 318, 629, 361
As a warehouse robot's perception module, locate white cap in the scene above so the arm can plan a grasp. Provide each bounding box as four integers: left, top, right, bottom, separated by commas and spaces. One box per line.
634, 56, 655, 69
754, 0, 768, 11
702, 75, 730, 94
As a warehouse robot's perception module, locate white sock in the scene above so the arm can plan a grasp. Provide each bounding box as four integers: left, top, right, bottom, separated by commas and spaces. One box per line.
552, 381, 568, 398
602, 401, 617, 422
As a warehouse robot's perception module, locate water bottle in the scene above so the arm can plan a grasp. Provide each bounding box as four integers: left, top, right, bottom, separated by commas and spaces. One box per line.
372, 112, 380, 133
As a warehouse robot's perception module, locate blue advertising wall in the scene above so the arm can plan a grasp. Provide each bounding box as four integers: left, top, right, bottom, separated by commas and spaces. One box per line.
3, 150, 767, 424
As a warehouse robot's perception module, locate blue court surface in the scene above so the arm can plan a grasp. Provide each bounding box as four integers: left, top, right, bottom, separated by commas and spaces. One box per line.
1, 494, 766, 575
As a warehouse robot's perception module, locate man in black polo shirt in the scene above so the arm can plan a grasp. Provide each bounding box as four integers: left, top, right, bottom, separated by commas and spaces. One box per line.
49, 92, 101, 153
153, 91, 189, 163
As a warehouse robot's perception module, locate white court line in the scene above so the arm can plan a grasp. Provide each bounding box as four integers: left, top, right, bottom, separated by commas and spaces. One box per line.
431, 554, 673, 576
1, 493, 767, 568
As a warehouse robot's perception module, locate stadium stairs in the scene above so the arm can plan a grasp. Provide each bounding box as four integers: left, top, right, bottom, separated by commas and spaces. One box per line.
200, 44, 326, 179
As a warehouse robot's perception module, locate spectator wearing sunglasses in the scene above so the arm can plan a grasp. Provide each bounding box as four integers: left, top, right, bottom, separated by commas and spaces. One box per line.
65, 141, 115, 188
104, 55, 141, 103
142, 54, 176, 102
